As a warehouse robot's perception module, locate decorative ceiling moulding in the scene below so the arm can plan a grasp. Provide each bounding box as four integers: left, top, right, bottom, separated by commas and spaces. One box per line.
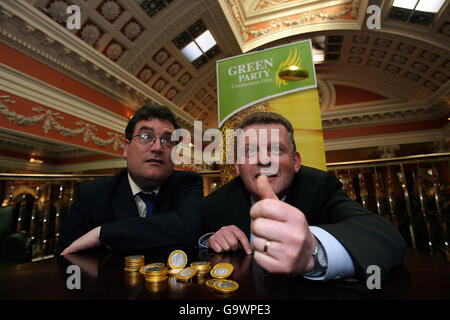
0, 94, 125, 156
0, 155, 126, 174
321, 100, 448, 130
0, 63, 127, 133
219, 0, 365, 53
0, 0, 195, 130
324, 125, 449, 151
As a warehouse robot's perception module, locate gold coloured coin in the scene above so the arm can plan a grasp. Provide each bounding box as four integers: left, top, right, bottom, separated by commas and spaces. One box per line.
140, 264, 168, 276
205, 278, 219, 289
168, 267, 183, 275
145, 275, 168, 283
168, 250, 188, 269
210, 263, 234, 278
213, 279, 239, 293
191, 261, 211, 273
176, 267, 198, 282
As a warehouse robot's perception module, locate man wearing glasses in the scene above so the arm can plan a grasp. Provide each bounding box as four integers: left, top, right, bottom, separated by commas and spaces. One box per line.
57, 105, 203, 255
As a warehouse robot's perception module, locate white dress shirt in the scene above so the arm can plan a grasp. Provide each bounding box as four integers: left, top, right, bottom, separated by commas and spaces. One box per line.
128, 174, 160, 218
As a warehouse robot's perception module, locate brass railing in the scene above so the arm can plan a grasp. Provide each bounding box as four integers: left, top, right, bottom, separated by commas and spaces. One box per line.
327, 153, 449, 261
0, 153, 448, 261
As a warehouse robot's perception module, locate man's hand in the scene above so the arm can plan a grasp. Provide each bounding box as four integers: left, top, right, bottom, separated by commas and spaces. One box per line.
207, 225, 252, 255
60, 226, 101, 255
250, 175, 317, 275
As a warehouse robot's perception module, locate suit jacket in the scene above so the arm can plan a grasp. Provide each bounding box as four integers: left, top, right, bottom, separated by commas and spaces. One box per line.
56, 169, 203, 254
202, 165, 406, 280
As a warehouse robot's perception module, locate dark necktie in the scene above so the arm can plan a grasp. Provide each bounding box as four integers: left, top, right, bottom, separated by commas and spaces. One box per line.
139, 192, 156, 217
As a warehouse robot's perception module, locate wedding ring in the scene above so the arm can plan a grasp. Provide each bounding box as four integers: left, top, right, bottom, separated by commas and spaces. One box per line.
263, 240, 271, 255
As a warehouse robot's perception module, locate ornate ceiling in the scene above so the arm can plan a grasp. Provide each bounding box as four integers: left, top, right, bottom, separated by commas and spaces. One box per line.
0, 0, 448, 172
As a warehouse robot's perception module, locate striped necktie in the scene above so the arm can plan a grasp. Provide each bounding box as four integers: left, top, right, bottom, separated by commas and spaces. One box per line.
139, 192, 156, 217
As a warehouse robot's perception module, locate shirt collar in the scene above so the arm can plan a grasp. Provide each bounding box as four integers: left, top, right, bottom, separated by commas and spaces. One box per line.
128, 173, 160, 197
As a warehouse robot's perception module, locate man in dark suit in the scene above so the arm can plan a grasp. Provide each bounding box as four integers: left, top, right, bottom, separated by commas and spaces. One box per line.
56, 105, 203, 255
200, 112, 406, 281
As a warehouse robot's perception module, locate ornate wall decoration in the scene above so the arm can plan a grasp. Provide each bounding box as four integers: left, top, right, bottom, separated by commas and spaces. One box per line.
0, 96, 125, 152
224, 0, 360, 45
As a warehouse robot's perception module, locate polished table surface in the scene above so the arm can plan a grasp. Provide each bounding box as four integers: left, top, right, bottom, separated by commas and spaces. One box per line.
0, 248, 449, 301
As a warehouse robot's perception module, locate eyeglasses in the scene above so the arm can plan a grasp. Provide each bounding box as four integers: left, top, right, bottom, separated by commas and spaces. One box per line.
131, 132, 175, 149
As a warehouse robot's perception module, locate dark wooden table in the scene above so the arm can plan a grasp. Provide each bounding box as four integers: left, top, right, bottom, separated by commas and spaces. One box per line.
0, 248, 448, 304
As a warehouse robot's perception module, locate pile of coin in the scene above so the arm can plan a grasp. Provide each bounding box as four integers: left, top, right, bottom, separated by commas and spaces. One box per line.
122, 250, 239, 294
208, 262, 238, 293
144, 265, 169, 283
124, 255, 145, 272
191, 261, 211, 274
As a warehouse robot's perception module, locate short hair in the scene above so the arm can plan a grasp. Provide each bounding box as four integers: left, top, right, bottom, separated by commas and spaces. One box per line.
125, 104, 180, 140
237, 111, 296, 152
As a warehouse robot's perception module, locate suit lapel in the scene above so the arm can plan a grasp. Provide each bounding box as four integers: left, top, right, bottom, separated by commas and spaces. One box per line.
111, 171, 140, 219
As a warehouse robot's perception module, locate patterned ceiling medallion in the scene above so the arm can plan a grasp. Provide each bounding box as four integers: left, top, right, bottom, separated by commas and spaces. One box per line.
420, 50, 439, 62
121, 18, 144, 41
195, 88, 207, 99
370, 49, 386, 59
137, 67, 154, 82
432, 71, 448, 83
46, 0, 69, 24
153, 48, 170, 65
375, 38, 392, 48
104, 40, 125, 61
153, 77, 167, 92
397, 43, 415, 54
367, 60, 381, 68
350, 47, 365, 55
178, 72, 192, 86
352, 35, 369, 44
166, 62, 181, 77
412, 62, 429, 73
139, 0, 172, 18
391, 55, 408, 64
78, 20, 104, 47
97, 0, 124, 23
165, 87, 179, 100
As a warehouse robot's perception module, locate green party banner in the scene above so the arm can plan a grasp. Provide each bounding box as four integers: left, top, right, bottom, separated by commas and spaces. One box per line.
217, 39, 317, 127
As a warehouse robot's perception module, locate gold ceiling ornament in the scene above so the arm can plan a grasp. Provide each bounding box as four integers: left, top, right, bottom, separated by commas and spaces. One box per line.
0, 97, 125, 151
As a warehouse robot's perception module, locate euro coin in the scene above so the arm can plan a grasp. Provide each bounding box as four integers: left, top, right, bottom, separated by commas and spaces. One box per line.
168, 267, 183, 275
125, 255, 144, 261
210, 263, 234, 278
176, 267, 198, 282
205, 278, 219, 289
213, 279, 239, 293
168, 250, 187, 269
